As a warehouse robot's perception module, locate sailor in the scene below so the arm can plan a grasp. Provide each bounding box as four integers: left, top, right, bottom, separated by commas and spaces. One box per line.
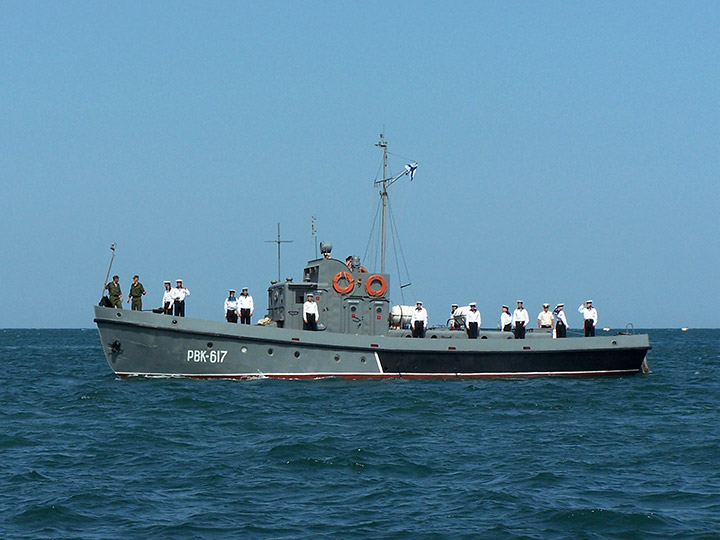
512, 300, 529, 339
537, 303, 554, 329
303, 293, 319, 331
500, 305, 512, 332
578, 300, 598, 337
224, 289, 239, 323
161, 281, 173, 314
238, 287, 254, 325
465, 302, 481, 339
449, 303, 459, 330
126, 275, 146, 311
410, 301, 428, 338
554, 303, 568, 338
172, 279, 190, 317
104, 275, 123, 309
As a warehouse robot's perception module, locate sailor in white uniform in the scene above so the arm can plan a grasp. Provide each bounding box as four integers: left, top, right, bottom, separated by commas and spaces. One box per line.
303, 293, 319, 331
160, 281, 172, 314
554, 303, 569, 338
224, 289, 239, 323
449, 304, 459, 330
410, 301, 428, 338
238, 287, 254, 325
172, 279, 190, 317
578, 300, 598, 337
465, 302, 481, 339
512, 300, 529, 339
500, 305, 512, 332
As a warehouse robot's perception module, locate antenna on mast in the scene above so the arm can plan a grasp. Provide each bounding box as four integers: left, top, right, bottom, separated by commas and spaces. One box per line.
311, 215, 318, 259
265, 223, 293, 281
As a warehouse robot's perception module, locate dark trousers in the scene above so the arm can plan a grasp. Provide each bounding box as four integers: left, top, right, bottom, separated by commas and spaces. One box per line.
556, 321, 567, 338
503, 323, 512, 332
240, 308, 251, 325
584, 319, 595, 337
304, 314, 317, 331
163, 302, 173, 315
412, 321, 425, 338
514, 324, 526, 339
467, 322, 478, 339
174, 300, 185, 317
226, 310, 238, 323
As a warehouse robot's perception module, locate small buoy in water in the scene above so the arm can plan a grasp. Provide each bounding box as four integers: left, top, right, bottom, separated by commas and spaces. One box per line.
603, 327, 610, 332
682, 327, 689, 332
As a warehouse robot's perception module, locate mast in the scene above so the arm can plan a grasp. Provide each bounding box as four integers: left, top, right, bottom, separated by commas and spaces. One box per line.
374, 133, 417, 274
375, 133, 389, 274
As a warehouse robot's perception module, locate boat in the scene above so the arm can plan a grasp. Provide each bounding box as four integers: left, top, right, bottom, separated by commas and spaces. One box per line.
95, 136, 651, 379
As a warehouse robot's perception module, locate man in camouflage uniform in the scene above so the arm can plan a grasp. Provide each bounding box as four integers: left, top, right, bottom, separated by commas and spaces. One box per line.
127, 275, 146, 311
104, 275, 123, 309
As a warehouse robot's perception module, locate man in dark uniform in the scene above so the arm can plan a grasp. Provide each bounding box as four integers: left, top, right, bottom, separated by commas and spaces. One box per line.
127, 275, 146, 311
104, 275, 123, 309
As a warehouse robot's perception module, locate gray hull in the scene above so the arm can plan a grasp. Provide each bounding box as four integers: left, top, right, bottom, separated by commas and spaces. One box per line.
94, 307, 650, 379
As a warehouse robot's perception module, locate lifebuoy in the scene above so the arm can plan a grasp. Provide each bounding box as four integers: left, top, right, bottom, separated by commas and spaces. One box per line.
365, 274, 388, 297
332, 271, 355, 294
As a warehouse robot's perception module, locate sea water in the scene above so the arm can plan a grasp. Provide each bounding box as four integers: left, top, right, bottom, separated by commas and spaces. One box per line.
1, 329, 718, 539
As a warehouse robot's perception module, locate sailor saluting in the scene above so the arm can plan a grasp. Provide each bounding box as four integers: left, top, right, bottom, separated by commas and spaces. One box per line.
578, 300, 598, 337
553, 303, 569, 338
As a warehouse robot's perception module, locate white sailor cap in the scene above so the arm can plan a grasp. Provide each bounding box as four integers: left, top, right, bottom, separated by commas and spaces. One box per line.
587, 299, 593, 304
543, 303, 549, 308
416, 301, 423, 305
502, 305, 509, 309
307, 293, 314, 297
517, 300, 523, 304
242, 286, 248, 290
469, 302, 476, 307
163, 280, 171, 284
176, 279, 183, 283
451, 303, 458, 307
556, 303, 564, 308
229, 289, 235, 293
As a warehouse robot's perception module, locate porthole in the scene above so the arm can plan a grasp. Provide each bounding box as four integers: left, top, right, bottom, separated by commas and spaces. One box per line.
360, 356, 367, 363
241, 346, 248, 354
207, 342, 213, 348
334, 354, 340, 362
172, 319, 178, 324
116, 312, 122, 318
267, 348, 274, 356
294, 351, 300, 358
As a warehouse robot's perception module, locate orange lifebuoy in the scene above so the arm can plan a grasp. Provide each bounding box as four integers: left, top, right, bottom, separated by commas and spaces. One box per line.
365, 274, 388, 297
332, 271, 355, 294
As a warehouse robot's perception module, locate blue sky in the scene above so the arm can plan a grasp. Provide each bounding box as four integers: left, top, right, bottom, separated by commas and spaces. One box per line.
1, 1, 718, 329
